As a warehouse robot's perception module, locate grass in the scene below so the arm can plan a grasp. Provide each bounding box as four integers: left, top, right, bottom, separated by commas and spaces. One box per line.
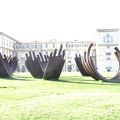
0, 72, 120, 120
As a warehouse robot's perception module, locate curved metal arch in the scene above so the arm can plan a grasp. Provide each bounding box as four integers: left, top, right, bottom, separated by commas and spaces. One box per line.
75, 53, 89, 76
87, 43, 120, 83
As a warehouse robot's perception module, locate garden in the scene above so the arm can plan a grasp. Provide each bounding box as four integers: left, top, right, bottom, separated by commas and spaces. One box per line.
0, 72, 120, 120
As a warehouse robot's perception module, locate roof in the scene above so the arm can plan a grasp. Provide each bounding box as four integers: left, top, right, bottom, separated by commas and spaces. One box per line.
96, 29, 119, 32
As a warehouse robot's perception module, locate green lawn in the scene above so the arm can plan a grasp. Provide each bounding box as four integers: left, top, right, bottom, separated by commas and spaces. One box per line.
0, 72, 120, 120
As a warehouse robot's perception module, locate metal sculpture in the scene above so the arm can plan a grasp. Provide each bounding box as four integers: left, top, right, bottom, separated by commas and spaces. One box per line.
0, 53, 18, 77
25, 51, 44, 78
75, 53, 89, 76
86, 43, 120, 83
43, 45, 65, 80
75, 43, 120, 83
25, 44, 65, 80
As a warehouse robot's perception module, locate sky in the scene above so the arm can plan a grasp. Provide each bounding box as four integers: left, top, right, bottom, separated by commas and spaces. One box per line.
0, 0, 120, 42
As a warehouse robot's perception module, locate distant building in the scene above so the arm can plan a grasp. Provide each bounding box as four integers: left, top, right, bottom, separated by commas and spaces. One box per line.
96, 29, 119, 72
0, 32, 20, 56
0, 29, 119, 72
15, 39, 95, 72
65, 40, 96, 72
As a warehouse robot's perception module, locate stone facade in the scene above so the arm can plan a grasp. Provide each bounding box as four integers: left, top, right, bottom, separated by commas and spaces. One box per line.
15, 40, 95, 72
96, 29, 119, 72
0, 29, 119, 72
0, 32, 19, 56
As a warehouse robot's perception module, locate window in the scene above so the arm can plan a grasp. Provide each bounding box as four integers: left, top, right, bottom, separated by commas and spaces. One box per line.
35, 44, 37, 48
81, 43, 83, 47
3, 39, 5, 46
53, 43, 55, 48
9, 41, 11, 47
68, 51, 72, 58
106, 67, 112, 72
21, 66, 25, 72
6, 39, 9, 47
67, 44, 71, 48
106, 52, 111, 55
103, 34, 113, 43
106, 57, 111, 60
106, 34, 110, 43
37, 44, 41, 49
68, 65, 72, 72
22, 44, 26, 48
83, 43, 86, 47
45, 44, 48, 48
26, 44, 29, 48
77, 44, 79, 47
30, 44, 34, 49
66, 44, 67, 47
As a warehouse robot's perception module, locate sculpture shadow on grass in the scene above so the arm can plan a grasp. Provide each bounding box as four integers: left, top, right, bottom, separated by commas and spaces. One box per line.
48, 78, 120, 86
0, 86, 16, 89
0, 77, 35, 81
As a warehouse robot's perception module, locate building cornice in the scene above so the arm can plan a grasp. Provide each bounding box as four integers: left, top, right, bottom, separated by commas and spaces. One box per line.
97, 29, 119, 32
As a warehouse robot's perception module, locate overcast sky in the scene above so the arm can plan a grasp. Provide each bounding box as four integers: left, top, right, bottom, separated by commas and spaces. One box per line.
0, 0, 120, 42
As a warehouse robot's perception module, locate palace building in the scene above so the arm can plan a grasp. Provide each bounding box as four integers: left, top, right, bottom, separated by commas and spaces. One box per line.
0, 29, 119, 72
0, 32, 20, 56
96, 29, 119, 72
14, 39, 95, 72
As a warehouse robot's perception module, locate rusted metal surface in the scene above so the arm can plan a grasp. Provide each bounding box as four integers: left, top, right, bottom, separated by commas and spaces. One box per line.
86, 43, 120, 83
25, 44, 65, 80
76, 43, 120, 83
75, 53, 89, 76
43, 46, 65, 80
75, 43, 120, 83
0, 53, 18, 77
25, 51, 44, 78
